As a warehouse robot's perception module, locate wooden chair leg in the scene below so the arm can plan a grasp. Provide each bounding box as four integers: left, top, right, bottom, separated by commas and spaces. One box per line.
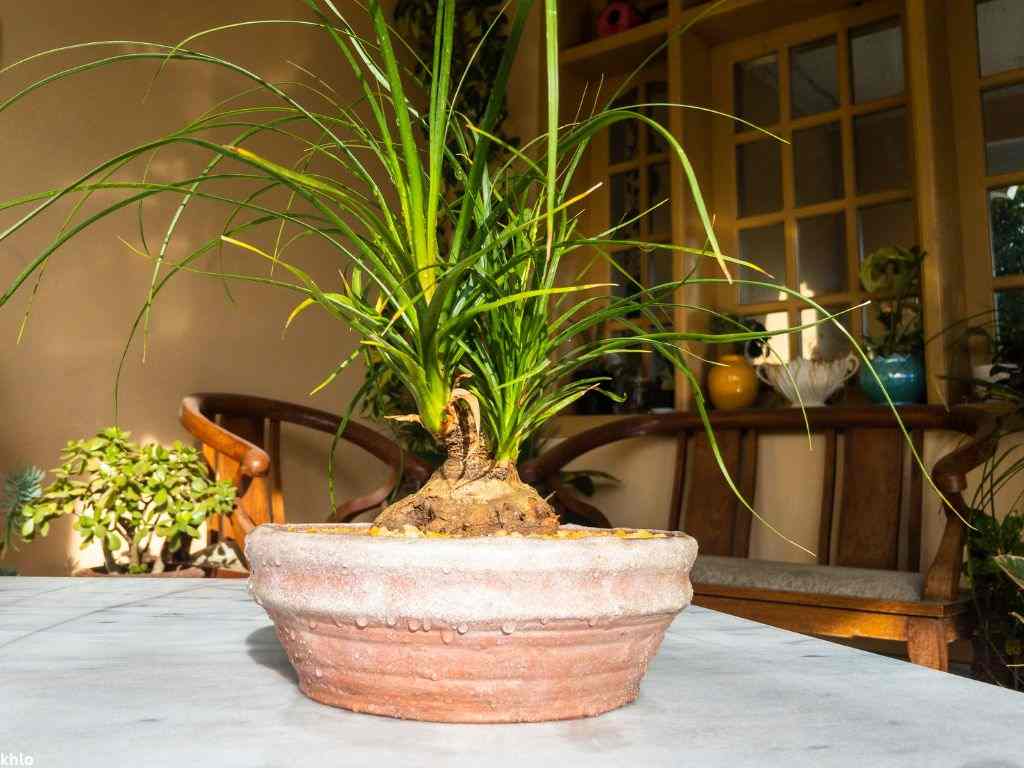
907, 617, 950, 672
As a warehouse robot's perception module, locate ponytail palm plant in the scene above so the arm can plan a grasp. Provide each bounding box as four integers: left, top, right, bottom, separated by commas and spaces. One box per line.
0, 0, 857, 537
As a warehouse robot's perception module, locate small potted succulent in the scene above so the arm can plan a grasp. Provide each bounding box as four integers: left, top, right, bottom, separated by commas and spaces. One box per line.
10, 428, 239, 576
1, 466, 45, 575
858, 246, 926, 404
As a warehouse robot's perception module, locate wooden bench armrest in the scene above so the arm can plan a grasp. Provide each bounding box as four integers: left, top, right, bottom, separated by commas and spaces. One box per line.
180, 395, 271, 484
930, 406, 998, 494
923, 407, 999, 601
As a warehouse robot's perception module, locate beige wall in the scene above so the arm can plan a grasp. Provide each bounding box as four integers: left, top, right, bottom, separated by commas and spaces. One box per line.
0, 1, 402, 574
0, 0, 548, 575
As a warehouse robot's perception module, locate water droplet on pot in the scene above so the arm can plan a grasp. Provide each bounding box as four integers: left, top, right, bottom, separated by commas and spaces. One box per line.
408, 618, 421, 632
440, 630, 454, 645
588, 617, 599, 627
501, 622, 517, 635
308, 620, 317, 630
386, 615, 397, 627
315, 667, 323, 678
273, 558, 282, 567
442, 566, 451, 575
539, 617, 549, 626
456, 622, 469, 635
422, 618, 432, 632
356, 616, 369, 629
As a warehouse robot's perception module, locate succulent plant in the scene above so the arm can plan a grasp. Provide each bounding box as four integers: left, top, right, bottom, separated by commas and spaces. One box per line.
1, 466, 44, 556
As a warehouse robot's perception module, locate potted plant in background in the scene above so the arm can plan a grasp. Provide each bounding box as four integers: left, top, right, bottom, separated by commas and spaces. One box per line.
8, 428, 239, 576
956, 361, 1024, 690
0, 0, 909, 721
963, 313, 1024, 398
858, 246, 927, 404
967, 504, 1024, 690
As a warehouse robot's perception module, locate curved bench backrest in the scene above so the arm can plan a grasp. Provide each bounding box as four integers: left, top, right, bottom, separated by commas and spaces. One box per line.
521, 406, 988, 570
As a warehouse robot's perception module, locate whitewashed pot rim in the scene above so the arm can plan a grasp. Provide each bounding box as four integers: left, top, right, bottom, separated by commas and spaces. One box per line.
246, 522, 697, 625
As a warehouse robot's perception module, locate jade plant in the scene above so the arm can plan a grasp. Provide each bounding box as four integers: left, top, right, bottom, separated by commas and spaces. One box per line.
0, 0, 905, 543
12, 428, 236, 574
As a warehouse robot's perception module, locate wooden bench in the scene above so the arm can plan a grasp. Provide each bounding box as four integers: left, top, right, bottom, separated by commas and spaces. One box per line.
520, 406, 996, 671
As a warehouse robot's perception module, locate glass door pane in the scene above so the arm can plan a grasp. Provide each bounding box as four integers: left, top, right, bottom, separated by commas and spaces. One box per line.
790, 37, 839, 117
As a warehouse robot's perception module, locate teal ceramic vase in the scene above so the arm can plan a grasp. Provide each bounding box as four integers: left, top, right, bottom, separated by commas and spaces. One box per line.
859, 353, 926, 405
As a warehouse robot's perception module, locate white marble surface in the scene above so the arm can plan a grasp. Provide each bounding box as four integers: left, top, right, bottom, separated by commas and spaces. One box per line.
1, 578, 1021, 768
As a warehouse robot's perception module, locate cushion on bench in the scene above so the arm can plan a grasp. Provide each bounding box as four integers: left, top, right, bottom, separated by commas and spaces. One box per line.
692, 555, 924, 603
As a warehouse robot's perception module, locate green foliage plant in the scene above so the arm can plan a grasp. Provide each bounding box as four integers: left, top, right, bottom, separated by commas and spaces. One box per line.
967, 509, 1024, 687
15, 428, 236, 574
393, 0, 515, 192
966, 377, 1024, 688
859, 246, 925, 358
0, 0, 933, 544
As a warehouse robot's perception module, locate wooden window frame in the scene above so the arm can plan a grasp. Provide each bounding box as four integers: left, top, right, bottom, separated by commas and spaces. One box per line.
950, 0, 1024, 349
709, 0, 915, 362
595, 71, 676, 326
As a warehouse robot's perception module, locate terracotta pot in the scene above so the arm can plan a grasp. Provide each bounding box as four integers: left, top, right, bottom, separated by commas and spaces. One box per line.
246, 524, 697, 723
707, 353, 759, 410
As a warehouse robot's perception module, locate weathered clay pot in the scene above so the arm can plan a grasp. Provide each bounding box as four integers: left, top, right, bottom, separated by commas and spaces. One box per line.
246, 523, 697, 723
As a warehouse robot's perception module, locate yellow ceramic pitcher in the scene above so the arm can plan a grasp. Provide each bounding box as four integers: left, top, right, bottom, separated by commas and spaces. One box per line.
707, 354, 759, 410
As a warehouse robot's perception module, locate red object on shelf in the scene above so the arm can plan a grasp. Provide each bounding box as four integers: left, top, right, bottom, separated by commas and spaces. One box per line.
596, 2, 644, 38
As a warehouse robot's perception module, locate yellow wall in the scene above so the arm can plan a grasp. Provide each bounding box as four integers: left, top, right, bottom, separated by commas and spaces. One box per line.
0, 0, 399, 573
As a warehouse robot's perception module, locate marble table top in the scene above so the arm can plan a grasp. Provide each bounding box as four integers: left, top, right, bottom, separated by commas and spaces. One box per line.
1, 577, 1021, 768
